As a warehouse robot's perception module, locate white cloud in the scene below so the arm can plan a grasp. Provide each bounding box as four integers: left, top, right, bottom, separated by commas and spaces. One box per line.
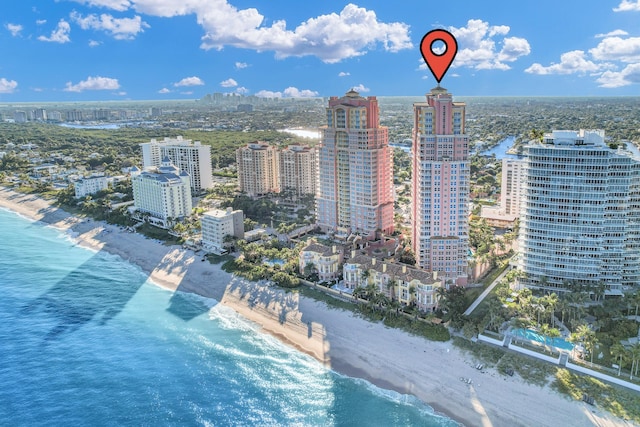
597, 63, 640, 87
235, 62, 248, 69
6, 23, 23, 37
351, 83, 369, 93
235, 86, 249, 94
525, 50, 608, 75
116, 91, 127, 96
174, 76, 204, 87
0, 78, 18, 94
595, 29, 629, 38
38, 19, 71, 43
255, 90, 282, 98
255, 86, 318, 98
110, 1, 411, 63
524, 33, 640, 89
180, 91, 194, 95
88, 39, 102, 47
498, 37, 531, 62
338, 71, 350, 77
283, 87, 318, 97
36, 19, 47, 25
158, 87, 171, 93
613, 0, 640, 12
70, 0, 132, 12
64, 76, 120, 92
71, 12, 149, 40
446, 19, 530, 70
589, 36, 640, 62
220, 78, 238, 88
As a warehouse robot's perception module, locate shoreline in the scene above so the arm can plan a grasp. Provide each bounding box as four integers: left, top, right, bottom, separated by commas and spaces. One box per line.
0, 187, 631, 427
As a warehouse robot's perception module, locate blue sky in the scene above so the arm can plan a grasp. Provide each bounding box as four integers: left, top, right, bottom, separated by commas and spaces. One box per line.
1, 0, 640, 101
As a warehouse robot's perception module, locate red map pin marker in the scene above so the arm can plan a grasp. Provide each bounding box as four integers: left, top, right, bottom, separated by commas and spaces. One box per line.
420, 29, 458, 83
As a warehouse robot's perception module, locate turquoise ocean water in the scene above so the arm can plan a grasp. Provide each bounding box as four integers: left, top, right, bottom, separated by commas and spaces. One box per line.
0, 208, 457, 426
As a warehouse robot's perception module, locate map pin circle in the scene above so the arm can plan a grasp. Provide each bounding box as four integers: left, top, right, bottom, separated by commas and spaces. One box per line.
420, 29, 458, 83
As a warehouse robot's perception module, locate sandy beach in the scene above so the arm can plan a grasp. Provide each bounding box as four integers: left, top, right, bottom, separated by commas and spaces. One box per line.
0, 186, 633, 427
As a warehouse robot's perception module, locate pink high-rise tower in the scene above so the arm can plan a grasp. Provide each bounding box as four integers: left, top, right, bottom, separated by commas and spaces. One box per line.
317, 89, 394, 238
412, 86, 469, 286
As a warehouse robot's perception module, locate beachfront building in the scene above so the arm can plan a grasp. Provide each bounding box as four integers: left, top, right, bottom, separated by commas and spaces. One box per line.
519, 130, 640, 296
343, 254, 442, 311
236, 142, 280, 196
481, 158, 526, 227
316, 89, 394, 238
298, 241, 343, 282
74, 174, 108, 198
279, 144, 317, 198
140, 136, 213, 192
411, 86, 470, 286
131, 157, 192, 228
201, 207, 244, 254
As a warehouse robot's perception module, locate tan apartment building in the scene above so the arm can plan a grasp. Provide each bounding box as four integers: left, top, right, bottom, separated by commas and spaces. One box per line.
280, 144, 317, 198
236, 142, 280, 196
343, 254, 442, 312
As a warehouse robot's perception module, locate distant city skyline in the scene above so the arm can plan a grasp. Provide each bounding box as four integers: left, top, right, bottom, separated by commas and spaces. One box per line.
1, 1, 640, 102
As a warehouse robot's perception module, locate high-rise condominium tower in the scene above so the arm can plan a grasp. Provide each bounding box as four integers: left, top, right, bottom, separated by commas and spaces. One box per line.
236, 142, 280, 196
519, 130, 640, 296
316, 89, 394, 238
280, 145, 317, 198
140, 136, 213, 192
412, 86, 469, 286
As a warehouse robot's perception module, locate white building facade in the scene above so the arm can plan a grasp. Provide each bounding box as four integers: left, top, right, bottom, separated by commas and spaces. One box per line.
131, 158, 192, 228
201, 208, 244, 253
481, 158, 526, 225
519, 130, 640, 296
74, 175, 108, 198
140, 136, 213, 192
298, 242, 343, 282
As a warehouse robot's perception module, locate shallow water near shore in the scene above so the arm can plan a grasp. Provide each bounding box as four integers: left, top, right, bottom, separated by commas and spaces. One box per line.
0, 208, 458, 426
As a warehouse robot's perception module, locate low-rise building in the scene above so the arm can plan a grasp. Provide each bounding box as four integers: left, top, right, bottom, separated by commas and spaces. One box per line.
74, 174, 108, 198
299, 241, 343, 282
201, 207, 244, 254
343, 254, 441, 312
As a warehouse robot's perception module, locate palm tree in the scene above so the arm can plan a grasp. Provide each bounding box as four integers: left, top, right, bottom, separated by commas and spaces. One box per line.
408, 285, 417, 305
545, 293, 559, 327
532, 300, 545, 326
376, 293, 391, 313
360, 269, 371, 287
575, 324, 598, 365
630, 343, 640, 380
628, 291, 640, 318
487, 298, 504, 332
352, 286, 366, 304
389, 299, 401, 317
435, 286, 448, 310
610, 343, 627, 376
539, 324, 552, 353
556, 296, 569, 326
529, 128, 544, 142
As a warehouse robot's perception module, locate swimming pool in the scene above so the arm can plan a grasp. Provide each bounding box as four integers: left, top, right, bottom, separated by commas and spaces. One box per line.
511, 328, 574, 351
